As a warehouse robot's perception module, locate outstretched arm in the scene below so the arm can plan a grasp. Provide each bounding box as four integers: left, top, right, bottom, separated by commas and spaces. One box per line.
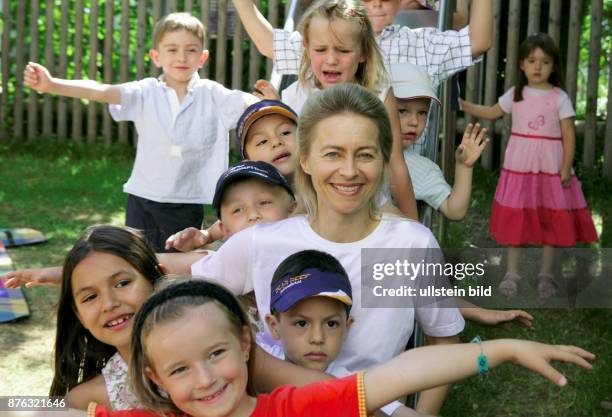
232, 0, 275, 58
364, 339, 594, 413
385, 91, 418, 220
2, 266, 62, 288
459, 99, 505, 121
467, 0, 492, 58
24, 62, 121, 104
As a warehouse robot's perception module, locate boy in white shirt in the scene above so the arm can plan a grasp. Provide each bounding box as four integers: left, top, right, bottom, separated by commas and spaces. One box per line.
23, 13, 257, 251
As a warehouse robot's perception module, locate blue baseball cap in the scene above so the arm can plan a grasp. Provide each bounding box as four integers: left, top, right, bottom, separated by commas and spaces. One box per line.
212, 160, 294, 218
236, 100, 298, 158
270, 267, 353, 313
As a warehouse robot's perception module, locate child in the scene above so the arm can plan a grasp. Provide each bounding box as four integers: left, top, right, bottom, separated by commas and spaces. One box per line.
232, 0, 491, 88
460, 33, 598, 299
64, 279, 593, 417
23, 13, 258, 252
390, 62, 489, 220
2, 161, 296, 287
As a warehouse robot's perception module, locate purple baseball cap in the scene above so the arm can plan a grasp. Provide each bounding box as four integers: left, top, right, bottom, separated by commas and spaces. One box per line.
270, 267, 353, 313
236, 100, 298, 158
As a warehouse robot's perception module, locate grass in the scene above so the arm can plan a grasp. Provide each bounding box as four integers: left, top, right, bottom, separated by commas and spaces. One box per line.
0, 142, 610, 415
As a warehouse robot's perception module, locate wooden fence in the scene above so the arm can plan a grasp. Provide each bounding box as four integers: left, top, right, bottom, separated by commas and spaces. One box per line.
0, 0, 609, 174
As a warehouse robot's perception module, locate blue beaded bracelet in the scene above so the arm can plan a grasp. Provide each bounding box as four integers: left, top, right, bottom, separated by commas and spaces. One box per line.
471, 336, 489, 374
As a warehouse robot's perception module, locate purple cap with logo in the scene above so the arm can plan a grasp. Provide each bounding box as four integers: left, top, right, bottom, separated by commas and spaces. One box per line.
270, 267, 353, 313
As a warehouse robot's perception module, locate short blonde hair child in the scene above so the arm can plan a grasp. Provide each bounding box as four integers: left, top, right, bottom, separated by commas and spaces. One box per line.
152, 12, 206, 49
297, 0, 388, 93
296, 84, 392, 220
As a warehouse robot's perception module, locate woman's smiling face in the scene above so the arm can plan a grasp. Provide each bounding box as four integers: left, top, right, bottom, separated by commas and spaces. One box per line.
300, 112, 383, 218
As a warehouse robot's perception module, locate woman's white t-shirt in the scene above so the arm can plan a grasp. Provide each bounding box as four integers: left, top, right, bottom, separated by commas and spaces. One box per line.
191, 214, 464, 373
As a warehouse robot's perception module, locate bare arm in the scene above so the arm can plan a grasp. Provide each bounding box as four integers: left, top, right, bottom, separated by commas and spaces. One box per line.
385, 91, 418, 220
232, 0, 275, 58
65, 375, 110, 411
156, 251, 209, 275
439, 123, 489, 220
414, 335, 459, 415
2, 266, 62, 288
457, 299, 534, 327
252, 345, 331, 393
560, 117, 576, 187
364, 339, 594, 413
24, 62, 121, 104
468, 0, 492, 58
459, 99, 505, 121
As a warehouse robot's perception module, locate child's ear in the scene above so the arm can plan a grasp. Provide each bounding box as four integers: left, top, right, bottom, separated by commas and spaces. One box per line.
149, 49, 162, 68
265, 314, 282, 340
288, 201, 298, 215
346, 315, 355, 330
198, 50, 210, 68
145, 366, 166, 392
240, 325, 252, 360
218, 221, 230, 240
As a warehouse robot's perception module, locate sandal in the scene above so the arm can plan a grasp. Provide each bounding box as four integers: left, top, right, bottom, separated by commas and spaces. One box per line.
498, 272, 521, 297
537, 273, 558, 299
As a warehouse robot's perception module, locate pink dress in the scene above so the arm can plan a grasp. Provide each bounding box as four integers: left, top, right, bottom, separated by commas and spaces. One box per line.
489, 87, 598, 247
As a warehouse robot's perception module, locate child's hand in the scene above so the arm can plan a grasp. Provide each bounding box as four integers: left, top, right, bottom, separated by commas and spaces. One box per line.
471, 308, 534, 328
456, 123, 489, 167
510, 340, 595, 386
253, 79, 280, 100
24, 62, 53, 93
560, 166, 572, 187
165, 227, 210, 252
1, 267, 62, 288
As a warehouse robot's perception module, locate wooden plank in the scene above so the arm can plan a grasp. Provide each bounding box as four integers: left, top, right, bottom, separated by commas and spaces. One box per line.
1, 0, 11, 139
27, 0, 40, 140
118, 0, 130, 144
168, 0, 178, 13
480, 0, 501, 169
57, 0, 69, 142
249, 0, 262, 87
152, 0, 163, 78
565, 0, 583, 107
215, 0, 228, 84
582, 0, 602, 168
527, 0, 541, 35
266, 0, 279, 77
604, 55, 612, 179
547, 0, 562, 45
42, 0, 55, 137
103, 0, 114, 145
137, 0, 147, 79
232, 10, 244, 90
72, 0, 84, 142
465, 64, 479, 125
501, 0, 521, 163
185, 0, 195, 13
200, 0, 210, 78
13, 1, 26, 138
87, 0, 99, 143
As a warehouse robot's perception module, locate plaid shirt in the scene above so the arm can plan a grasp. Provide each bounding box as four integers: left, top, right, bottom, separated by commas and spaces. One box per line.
273, 25, 474, 89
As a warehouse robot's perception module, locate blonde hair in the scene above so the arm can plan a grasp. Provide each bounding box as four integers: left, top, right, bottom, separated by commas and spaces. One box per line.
129, 280, 256, 415
152, 12, 205, 49
297, 0, 387, 92
296, 84, 392, 220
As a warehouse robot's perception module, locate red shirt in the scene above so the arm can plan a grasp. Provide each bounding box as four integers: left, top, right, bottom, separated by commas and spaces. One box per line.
92, 373, 366, 417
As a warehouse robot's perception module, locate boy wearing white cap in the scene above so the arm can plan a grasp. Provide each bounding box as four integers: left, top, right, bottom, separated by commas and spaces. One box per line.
389, 63, 490, 220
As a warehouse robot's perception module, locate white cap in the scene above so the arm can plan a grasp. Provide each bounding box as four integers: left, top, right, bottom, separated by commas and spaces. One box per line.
388, 63, 440, 104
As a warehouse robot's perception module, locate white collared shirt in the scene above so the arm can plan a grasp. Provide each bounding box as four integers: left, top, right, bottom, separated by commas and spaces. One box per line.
273, 25, 474, 88
109, 73, 257, 204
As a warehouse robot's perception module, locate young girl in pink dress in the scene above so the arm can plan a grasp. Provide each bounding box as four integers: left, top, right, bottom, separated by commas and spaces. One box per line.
460, 33, 598, 299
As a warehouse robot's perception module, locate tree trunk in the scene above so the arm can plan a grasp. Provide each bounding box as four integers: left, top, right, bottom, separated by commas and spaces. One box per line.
152, 0, 163, 78
249, 0, 262, 87
565, 0, 583, 107
481, 0, 501, 169
168, 0, 178, 13
200, 0, 210, 79
582, 0, 603, 168
232, 10, 244, 90
547, 0, 562, 45
137, 1, 147, 80
501, 0, 521, 164
1, 0, 11, 139
267, 0, 279, 77
118, 0, 130, 144
527, 0, 541, 35
87, 0, 99, 143
103, 0, 114, 146
72, 0, 84, 143
185, 0, 195, 13
42, 0, 55, 138
603, 55, 612, 179
27, 0, 40, 140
